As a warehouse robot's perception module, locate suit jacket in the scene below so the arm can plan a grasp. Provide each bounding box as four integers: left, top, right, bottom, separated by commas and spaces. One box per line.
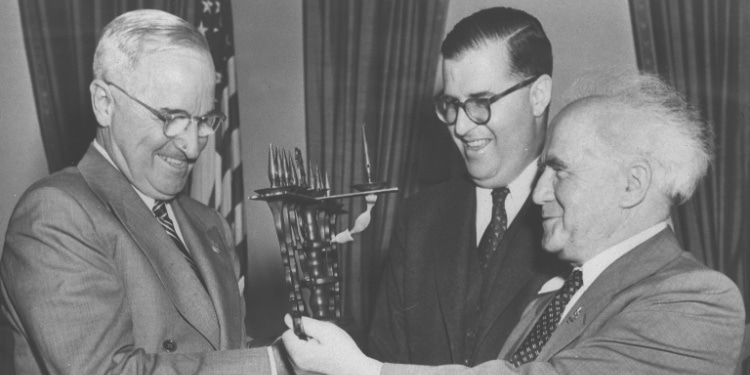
381, 228, 746, 374
0, 145, 281, 374
368, 177, 564, 366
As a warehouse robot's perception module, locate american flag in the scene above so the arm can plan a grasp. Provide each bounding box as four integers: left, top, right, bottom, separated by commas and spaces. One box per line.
191, 0, 246, 272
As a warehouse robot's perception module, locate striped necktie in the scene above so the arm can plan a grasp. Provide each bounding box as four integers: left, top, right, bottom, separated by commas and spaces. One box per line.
509, 269, 583, 366
153, 200, 207, 290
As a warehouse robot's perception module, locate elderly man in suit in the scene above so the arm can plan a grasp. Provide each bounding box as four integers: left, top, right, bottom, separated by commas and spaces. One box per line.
0, 9, 288, 374
368, 7, 566, 367
282, 73, 746, 374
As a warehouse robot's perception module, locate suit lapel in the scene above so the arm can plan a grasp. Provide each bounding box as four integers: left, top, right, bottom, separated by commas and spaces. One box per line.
173, 199, 242, 348
538, 228, 683, 360
78, 145, 221, 349
477, 196, 567, 354
432, 178, 475, 360
479, 199, 538, 307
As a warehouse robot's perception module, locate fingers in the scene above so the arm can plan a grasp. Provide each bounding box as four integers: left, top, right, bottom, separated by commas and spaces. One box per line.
284, 315, 330, 339
280, 329, 301, 350
282, 314, 348, 346
298, 316, 342, 343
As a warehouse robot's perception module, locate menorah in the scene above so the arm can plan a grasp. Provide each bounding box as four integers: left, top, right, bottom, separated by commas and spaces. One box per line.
251, 129, 397, 338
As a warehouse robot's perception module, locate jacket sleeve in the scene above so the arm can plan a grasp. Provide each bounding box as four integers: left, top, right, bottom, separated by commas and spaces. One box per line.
0, 186, 282, 375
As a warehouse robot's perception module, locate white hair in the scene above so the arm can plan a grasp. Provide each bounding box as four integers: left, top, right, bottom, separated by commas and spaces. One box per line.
92, 9, 211, 83
564, 71, 713, 205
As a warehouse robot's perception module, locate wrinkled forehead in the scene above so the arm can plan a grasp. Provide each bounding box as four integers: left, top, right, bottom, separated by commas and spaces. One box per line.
130, 47, 214, 87
544, 100, 605, 157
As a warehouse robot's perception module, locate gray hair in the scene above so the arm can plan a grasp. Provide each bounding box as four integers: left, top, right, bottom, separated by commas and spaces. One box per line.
564, 71, 713, 205
92, 9, 210, 83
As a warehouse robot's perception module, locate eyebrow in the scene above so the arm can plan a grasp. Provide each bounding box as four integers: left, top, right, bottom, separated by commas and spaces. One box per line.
160, 107, 222, 118
542, 155, 568, 170
435, 90, 497, 100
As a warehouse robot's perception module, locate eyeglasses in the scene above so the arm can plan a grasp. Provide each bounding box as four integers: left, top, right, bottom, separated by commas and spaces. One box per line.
105, 81, 226, 138
434, 76, 539, 125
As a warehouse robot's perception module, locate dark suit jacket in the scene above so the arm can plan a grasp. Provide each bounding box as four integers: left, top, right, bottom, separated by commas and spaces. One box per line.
0, 145, 280, 374
368, 177, 564, 366
381, 228, 746, 374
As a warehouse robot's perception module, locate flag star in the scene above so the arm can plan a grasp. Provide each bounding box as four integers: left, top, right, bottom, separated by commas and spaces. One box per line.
203, 0, 213, 13
197, 21, 208, 36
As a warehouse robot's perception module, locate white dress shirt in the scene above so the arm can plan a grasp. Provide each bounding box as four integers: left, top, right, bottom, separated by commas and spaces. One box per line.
560, 221, 669, 317
475, 159, 539, 245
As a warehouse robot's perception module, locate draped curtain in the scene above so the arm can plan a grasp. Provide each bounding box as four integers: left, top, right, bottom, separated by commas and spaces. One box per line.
19, 0, 196, 173
303, 0, 449, 330
630, 2, 750, 370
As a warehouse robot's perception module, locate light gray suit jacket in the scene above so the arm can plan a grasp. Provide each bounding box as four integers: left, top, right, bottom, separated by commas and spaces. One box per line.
381, 228, 745, 374
0, 145, 282, 374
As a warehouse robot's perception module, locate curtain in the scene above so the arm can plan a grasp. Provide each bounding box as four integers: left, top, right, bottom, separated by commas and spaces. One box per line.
630, 1, 750, 370
19, 0, 196, 173
303, 0, 449, 331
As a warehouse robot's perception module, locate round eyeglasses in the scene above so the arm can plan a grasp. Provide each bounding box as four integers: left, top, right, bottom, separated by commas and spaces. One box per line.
434, 76, 539, 125
105, 81, 226, 138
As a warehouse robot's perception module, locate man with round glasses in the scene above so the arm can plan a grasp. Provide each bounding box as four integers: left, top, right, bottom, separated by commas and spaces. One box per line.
368, 7, 566, 367
0, 9, 289, 374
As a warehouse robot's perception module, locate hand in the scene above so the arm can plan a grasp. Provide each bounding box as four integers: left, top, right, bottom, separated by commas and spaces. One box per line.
281, 314, 382, 375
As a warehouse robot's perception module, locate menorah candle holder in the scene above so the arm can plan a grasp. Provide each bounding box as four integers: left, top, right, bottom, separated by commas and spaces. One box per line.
251, 145, 397, 338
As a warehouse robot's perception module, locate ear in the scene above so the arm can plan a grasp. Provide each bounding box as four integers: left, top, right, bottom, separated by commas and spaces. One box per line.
90, 79, 114, 127
620, 160, 651, 208
529, 74, 552, 117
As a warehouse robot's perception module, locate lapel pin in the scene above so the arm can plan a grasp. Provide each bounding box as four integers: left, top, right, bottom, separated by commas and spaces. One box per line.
210, 241, 221, 253
567, 307, 582, 323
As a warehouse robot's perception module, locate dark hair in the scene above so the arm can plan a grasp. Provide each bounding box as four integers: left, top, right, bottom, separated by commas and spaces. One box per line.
441, 7, 552, 78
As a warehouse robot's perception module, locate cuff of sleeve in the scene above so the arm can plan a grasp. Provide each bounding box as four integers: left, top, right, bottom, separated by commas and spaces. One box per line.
267, 346, 277, 375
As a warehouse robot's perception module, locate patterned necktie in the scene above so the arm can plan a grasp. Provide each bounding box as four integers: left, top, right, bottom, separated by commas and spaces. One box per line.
509, 269, 583, 367
477, 187, 510, 270
153, 200, 207, 290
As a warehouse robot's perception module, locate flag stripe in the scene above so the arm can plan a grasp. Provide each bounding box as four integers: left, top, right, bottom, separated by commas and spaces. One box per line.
191, 0, 246, 260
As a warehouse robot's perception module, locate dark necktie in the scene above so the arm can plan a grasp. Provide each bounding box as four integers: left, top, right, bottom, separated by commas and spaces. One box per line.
153, 200, 207, 290
509, 269, 584, 366
477, 187, 510, 269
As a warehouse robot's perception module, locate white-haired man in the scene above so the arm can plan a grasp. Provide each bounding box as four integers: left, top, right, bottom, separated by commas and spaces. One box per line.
0, 10, 288, 374
281, 73, 745, 375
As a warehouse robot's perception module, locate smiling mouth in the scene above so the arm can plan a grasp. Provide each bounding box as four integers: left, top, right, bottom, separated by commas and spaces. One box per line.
463, 139, 490, 151
159, 155, 188, 169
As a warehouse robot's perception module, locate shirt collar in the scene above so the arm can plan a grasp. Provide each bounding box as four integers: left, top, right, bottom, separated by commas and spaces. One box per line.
475, 159, 539, 244
507, 158, 539, 204
538, 221, 669, 295
477, 158, 538, 198
578, 221, 669, 288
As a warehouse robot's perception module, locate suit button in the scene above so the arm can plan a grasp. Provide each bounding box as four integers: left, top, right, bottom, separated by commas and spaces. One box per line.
466, 331, 475, 339
463, 359, 471, 366
162, 339, 177, 352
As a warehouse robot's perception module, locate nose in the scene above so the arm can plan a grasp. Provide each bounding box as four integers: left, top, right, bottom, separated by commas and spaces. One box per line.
172, 121, 203, 159
452, 106, 478, 137
532, 166, 554, 205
